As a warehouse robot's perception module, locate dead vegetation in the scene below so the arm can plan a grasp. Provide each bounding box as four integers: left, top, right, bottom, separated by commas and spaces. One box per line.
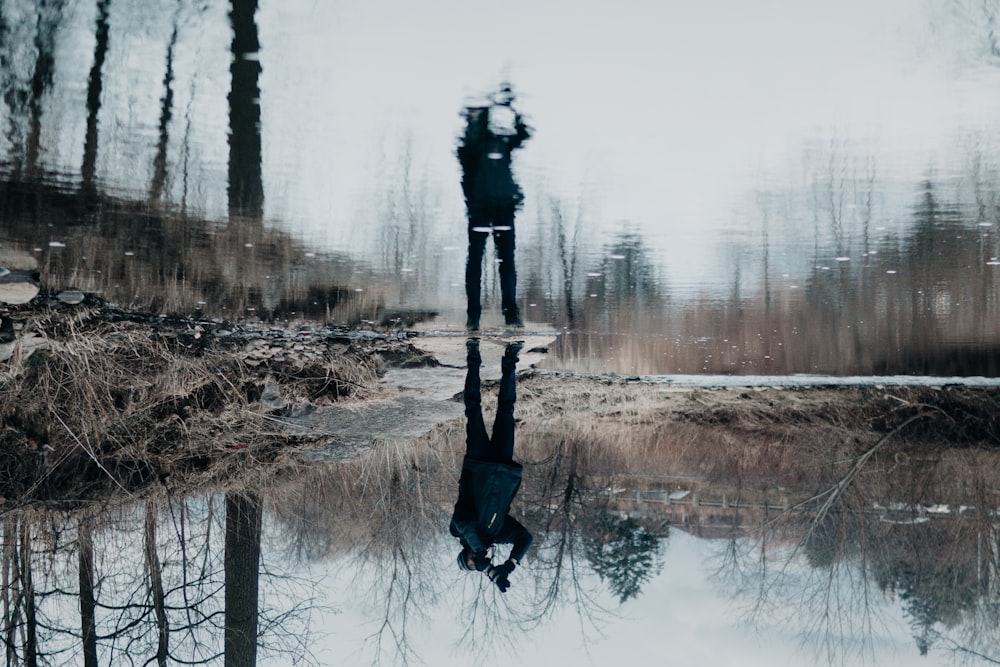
490, 374, 1000, 504
0, 313, 402, 508
3, 298, 1000, 520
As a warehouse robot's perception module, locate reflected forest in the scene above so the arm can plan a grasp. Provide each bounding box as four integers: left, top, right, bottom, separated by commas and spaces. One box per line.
5, 1, 1000, 377
2, 0, 1000, 666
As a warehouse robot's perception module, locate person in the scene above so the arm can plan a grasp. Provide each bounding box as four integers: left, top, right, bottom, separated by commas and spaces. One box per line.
450, 338, 532, 592
457, 83, 532, 331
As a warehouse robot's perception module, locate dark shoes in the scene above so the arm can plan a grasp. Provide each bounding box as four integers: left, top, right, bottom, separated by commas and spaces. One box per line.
504, 310, 523, 328
468, 310, 522, 330
503, 341, 524, 362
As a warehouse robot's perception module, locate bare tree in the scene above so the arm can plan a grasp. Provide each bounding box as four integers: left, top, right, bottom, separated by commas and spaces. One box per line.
224, 492, 262, 667
149, 0, 182, 204
227, 0, 263, 219
81, 0, 111, 196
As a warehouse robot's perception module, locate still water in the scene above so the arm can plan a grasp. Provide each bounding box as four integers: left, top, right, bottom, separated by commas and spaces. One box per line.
2, 0, 1000, 665
3, 0, 1000, 375
3, 422, 998, 667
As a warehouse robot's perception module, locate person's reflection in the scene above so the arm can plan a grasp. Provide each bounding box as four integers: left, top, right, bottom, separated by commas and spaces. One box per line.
457, 83, 532, 331
450, 338, 533, 592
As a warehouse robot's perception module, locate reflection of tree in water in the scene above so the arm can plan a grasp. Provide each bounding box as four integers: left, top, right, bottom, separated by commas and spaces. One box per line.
705, 413, 1000, 666
264, 428, 670, 664
528, 144, 1000, 376
0, 0, 66, 176
81, 0, 111, 198
584, 514, 663, 604
269, 441, 444, 664
0, 495, 316, 665
3, 383, 998, 665
228, 0, 264, 220
878, 553, 971, 656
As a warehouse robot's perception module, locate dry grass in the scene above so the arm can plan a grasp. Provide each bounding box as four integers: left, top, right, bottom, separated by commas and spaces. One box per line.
0, 317, 387, 507
432, 375, 1000, 506
5, 298, 1000, 526
253, 372, 1000, 598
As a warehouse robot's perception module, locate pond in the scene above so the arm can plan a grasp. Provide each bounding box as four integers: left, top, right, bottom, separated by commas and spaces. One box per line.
1, 382, 999, 667
2, 0, 1000, 665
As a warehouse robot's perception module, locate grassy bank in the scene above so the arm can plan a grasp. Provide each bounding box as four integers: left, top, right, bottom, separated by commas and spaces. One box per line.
0, 304, 402, 507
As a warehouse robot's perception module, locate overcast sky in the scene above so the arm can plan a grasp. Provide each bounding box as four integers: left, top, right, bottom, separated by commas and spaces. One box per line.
298, 530, 923, 667
6, 0, 1000, 293
254, 0, 1000, 290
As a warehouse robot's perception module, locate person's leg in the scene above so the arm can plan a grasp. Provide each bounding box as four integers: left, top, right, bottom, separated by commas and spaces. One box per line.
464, 339, 491, 458
492, 208, 521, 326
465, 210, 490, 330
489, 342, 522, 462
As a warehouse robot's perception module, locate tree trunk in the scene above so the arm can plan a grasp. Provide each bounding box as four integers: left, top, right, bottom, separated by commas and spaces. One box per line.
224, 492, 262, 667
227, 0, 264, 219
81, 0, 111, 193
78, 517, 98, 667
145, 503, 169, 666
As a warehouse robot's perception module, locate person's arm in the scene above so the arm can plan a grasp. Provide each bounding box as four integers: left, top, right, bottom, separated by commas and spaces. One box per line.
511, 113, 531, 149
482, 516, 531, 592
503, 515, 533, 563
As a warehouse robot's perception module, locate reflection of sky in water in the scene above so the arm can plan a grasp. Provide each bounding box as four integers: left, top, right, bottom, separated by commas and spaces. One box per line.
256, 0, 1000, 291
308, 531, 919, 666
9, 0, 1000, 297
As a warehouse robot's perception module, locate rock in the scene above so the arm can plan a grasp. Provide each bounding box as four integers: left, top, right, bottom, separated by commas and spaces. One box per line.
260, 376, 285, 410
0, 269, 41, 305
0, 332, 48, 363
0, 281, 40, 305
56, 290, 86, 305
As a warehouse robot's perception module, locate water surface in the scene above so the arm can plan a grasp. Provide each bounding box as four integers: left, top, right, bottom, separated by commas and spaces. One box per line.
2, 1, 1000, 665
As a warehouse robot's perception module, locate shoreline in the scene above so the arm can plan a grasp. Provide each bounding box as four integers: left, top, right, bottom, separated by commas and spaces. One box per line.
1, 300, 999, 510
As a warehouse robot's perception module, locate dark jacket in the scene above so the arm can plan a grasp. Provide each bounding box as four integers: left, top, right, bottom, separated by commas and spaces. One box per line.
449, 455, 533, 562
457, 105, 531, 210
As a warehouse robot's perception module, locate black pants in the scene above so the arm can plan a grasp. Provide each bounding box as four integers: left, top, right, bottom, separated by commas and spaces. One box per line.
465, 206, 517, 322
464, 345, 517, 462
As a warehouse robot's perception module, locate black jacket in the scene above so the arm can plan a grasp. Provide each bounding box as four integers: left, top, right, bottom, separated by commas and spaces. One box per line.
449, 456, 533, 562
457, 105, 531, 209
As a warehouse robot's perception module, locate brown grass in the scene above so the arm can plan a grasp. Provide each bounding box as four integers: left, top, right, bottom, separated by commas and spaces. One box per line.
5, 300, 1000, 525
0, 316, 386, 507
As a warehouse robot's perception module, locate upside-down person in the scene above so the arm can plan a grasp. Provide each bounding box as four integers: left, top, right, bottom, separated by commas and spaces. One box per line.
450, 338, 533, 592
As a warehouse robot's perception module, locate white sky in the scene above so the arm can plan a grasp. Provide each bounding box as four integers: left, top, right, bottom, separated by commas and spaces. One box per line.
255, 0, 1000, 290
298, 531, 924, 667
8, 0, 1000, 293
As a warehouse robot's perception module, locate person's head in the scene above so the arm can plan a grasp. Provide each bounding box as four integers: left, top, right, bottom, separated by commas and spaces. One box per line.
457, 546, 475, 571
493, 83, 515, 107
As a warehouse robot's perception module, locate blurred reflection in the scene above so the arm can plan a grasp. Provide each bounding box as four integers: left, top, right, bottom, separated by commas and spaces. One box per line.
225, 492, 263, 667
0, 186, 377, 323
458, 83, 532, 331
0, 400, 996, 664
228, 0, 264, 220
450, 339, 533, 591
80, 0, 111, 199
542, 171, 1000, 376
0, 496, 311, 666
4, 0, 1000, 375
